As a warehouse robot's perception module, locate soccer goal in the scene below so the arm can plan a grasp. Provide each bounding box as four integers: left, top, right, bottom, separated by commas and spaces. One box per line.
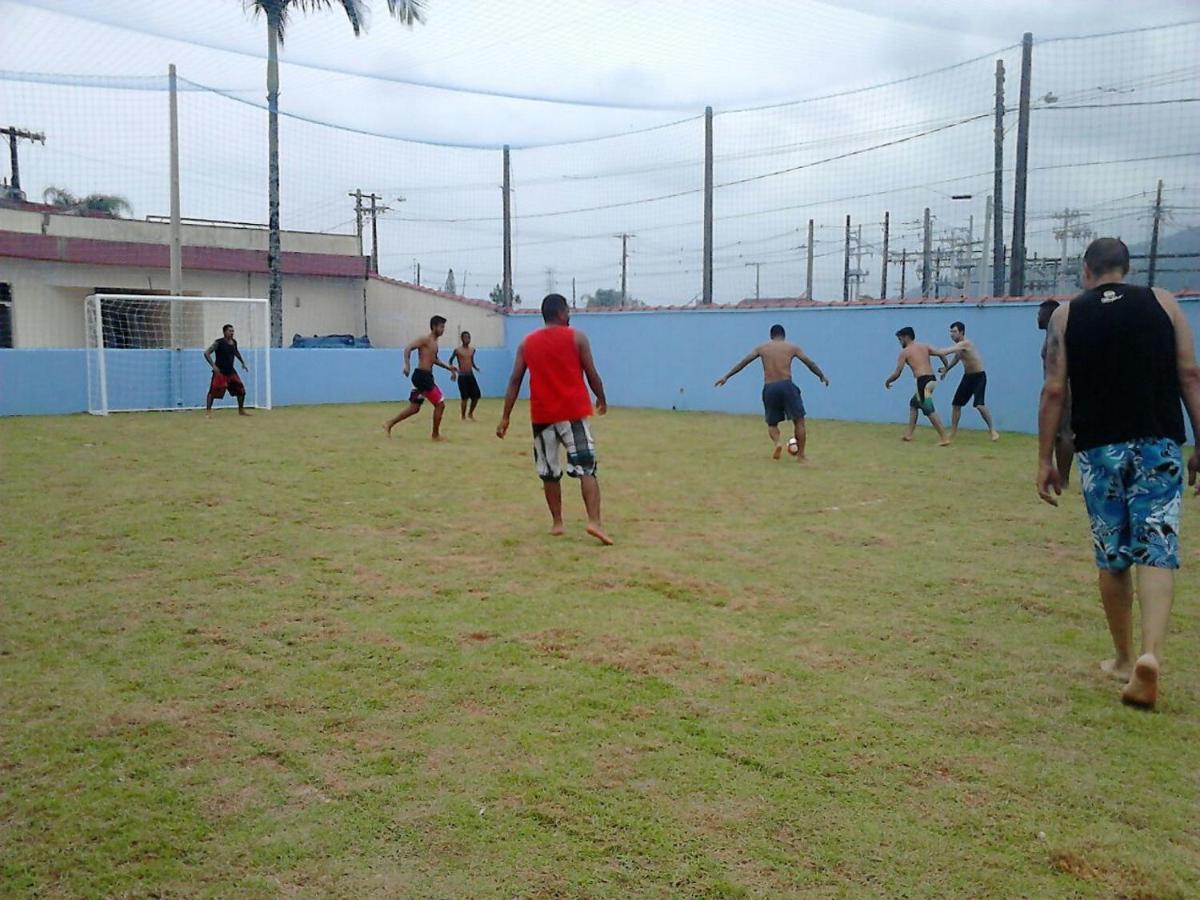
84, 294, 271, 415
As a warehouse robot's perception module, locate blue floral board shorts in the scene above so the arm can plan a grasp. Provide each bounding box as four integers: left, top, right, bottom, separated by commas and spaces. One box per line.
1078, 438, 1182, 572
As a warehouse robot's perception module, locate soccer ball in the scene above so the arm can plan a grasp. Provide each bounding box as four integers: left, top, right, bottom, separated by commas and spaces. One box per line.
787, 438, 800, 456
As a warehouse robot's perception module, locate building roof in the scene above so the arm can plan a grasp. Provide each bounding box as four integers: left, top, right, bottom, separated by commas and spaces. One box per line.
368, 274, 499, 311
0, 229, 367, 278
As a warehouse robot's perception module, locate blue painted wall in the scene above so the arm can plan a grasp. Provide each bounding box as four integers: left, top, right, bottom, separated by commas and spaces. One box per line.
4, 300, 1198, 435
507, 299, 1200, 435
0, 347, 511, 416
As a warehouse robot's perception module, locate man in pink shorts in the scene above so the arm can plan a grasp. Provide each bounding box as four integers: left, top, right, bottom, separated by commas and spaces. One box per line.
384, 315, 458, 440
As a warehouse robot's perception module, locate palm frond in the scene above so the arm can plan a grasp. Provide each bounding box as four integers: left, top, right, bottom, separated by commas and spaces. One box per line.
385, 0, 426, 26
79, 194, 132, 217
42, 186, 78, 208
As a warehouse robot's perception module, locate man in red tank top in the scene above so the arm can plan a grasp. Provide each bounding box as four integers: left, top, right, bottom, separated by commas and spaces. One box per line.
497, 294, 612, 545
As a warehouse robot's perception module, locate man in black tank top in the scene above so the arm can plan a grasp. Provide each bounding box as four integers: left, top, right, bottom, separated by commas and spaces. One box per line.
1037, 238, 1200, 710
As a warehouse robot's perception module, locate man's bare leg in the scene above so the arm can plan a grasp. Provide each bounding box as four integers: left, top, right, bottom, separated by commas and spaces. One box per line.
237, 393, 250, 416
461, 397, 468, 420
793, 419, 807, 461
1122, 566, 1174, 709
977, 404, 998, 440
768, 424, 782, 459
902, 408, 918, 441
580, 475, 613, 545
950, 405, 962, 440
543, 479, 565, 535
1055, 437, 1075, 488
469, 397, 479, 420
205, 394, 214, 419
1097, 568, 1134, 681
929, 412, 951, 446
383, 402, 421, 436
432, 401, 447, 441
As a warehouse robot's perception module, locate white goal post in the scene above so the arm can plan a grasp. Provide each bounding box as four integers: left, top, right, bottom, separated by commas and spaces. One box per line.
84, 294, 271, 415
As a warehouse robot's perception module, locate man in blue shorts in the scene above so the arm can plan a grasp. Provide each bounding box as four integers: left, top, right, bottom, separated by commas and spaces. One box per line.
715, 324, 829, 461
1038, 237, 1200, 710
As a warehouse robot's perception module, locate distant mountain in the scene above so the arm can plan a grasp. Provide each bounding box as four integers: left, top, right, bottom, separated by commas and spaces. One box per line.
1127, 225, 1200, 294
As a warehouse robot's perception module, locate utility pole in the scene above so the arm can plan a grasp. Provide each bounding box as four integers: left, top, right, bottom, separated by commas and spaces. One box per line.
992, 59, 1005, 298
1009, 32, 1033, 296
1, 125, 45, 200
852, 223, 866, 300
702, 106, 714, 305
350, 189, 364, 256
571, 276, 577, 309
900, 248, 908, 299
544, 267, 557, 294
617, 233, 633, 303
349, 191, 391, 274
745, 262, 763, 301
934, 249, 944, 299
979, 195, 993, 296
843, 215, 852, 302
168, 65, 183, 297
1148, 179, 1164, 288
922, 207, 933, 298
805, 218, 815, 300
1051, 208, 1093, 293
880, 211, 890, 300
502, 145, 513, 308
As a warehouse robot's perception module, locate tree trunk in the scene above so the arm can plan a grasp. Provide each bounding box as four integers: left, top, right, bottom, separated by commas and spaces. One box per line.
267, 15, 283, 348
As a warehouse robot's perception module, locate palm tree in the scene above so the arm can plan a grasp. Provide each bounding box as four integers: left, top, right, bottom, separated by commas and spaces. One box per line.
245, 1, 427, 348
42, 187, 132, 217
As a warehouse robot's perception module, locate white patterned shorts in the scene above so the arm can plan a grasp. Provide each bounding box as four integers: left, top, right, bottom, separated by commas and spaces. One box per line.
532, 419, 597, 482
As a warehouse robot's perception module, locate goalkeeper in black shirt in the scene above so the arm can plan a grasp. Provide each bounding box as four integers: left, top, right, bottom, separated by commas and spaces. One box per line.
203, 323, 250, 417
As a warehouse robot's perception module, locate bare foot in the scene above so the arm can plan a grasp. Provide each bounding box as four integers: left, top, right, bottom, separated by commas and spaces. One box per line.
796, 454, 807, 463
901, 435, 914, 442
1100, 658, 1132, 681
383, 422, 394, 437
432, 434, 447, 442
239, 410, 251, 416
772, 445, 782, 460
990, 431, 1000, 441
205, 411, 212, 419
550, 522, 565, 536
586, 523, 614, 546
1121, 654, 1159, 709
939, 439, 952, 447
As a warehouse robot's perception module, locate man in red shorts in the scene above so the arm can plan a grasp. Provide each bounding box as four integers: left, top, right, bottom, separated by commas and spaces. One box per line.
497, 293, 612, 545
384, 315, 457, 440
204, 323, 250, 417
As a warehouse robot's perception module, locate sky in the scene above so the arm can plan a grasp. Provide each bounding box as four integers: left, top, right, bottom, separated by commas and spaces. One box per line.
2, 0, 1198, 304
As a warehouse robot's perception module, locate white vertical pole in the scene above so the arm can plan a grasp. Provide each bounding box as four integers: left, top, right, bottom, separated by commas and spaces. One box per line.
168, 64, 183, 297
94, 296, 109, 416
262, 299, 272, 410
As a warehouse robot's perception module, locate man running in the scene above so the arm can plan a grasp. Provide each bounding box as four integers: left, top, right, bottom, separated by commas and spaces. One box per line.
1038, 300, 1075, 487
497, 293, 611, 545
384, 315, 457, 440
1038, 238, 1200, 710
935, 320, 1000, 441
884, 326, 951, 445
203, 323, 250, 418
714, 323, 830, 461
449, 331, 482, 421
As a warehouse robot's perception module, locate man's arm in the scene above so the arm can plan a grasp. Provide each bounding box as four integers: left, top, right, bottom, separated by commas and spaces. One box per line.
203, 342, 217, 372
496, 343, 527, 438
576, 331, 607, 415
436, 349, 458, 378
402, 338, 420, 375
1037, 306, 1071, 505
794, 345, 829, 386
933, 343, 965, 376
233, 343, 249, 371
715, 347, 760, 386
884, 351, 905, 388
1156, 288, 1200, 493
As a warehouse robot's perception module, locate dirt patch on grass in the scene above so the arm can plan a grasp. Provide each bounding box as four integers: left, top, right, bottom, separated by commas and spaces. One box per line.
1050, 849, 1156, 897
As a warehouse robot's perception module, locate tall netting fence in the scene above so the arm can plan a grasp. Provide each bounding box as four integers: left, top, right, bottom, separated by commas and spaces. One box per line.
1, 20, 1196, 309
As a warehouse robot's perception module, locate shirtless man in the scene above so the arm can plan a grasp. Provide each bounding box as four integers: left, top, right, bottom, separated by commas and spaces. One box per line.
449, 331, 482, 421
935, 320, 1000, 441
383, 315, 457, 440
715, 323, 829, 461
884, 326, 951, 445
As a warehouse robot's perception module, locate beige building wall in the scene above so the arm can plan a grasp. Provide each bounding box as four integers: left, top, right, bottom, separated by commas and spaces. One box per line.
1, 258, 364, 348
365, 278, 504, 348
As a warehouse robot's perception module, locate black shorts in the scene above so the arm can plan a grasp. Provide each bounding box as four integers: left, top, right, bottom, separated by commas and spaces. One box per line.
762, 379, 806, 427
910, 375, 936, 417
457, 373, 481, 400
952, 371, 988, 408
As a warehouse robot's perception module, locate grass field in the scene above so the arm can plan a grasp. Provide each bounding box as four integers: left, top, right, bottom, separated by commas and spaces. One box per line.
2, 402, 1199, 897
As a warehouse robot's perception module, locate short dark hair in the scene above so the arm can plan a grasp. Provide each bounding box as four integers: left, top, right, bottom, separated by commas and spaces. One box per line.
769, 324, 785, 338
896, 326, 915, 340
430, 315, 447, 329
950, 321, 965, 333
1039, 300, 1060, 312
461, 331, 471, 339
1083, 237, 1130, 277
222, 323, 233, 332
541, 293, 569, 323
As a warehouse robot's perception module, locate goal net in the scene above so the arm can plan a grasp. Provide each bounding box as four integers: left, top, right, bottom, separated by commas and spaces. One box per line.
84, 294, 271, 415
